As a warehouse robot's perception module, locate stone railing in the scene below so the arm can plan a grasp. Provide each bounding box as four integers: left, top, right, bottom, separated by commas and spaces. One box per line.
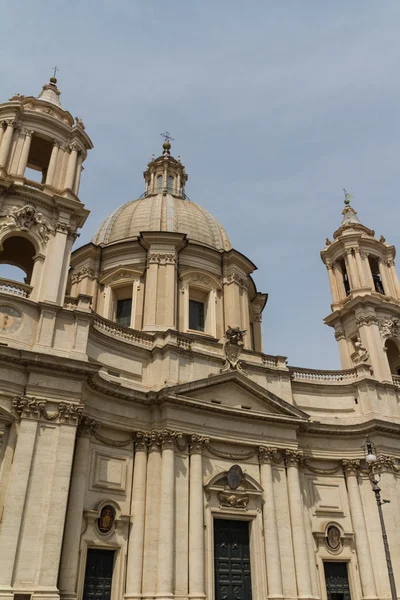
93, 315, 153, 348
0, 278, 32, 298
24, 178, 45, 191
261, 354, 279, 368
289, 366, 357, 383
392, 375, 400, 387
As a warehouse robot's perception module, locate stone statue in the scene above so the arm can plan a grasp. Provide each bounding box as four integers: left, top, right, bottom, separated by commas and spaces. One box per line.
353, 337, 369, 364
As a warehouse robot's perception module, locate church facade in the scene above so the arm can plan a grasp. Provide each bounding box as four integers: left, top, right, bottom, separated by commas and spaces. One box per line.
0, 78, 399, 600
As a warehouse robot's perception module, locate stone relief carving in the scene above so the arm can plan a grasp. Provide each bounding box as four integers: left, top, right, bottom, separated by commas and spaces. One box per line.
221, 326, 247, 374
12, 396, 84, 424
379, 317, 400, 340
0, 204, 55, 243
217, 492, 249, 509
355, 315, 379, 327
71, 267, 99, 284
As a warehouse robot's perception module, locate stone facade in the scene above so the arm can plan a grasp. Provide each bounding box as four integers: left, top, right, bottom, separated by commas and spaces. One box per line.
0, 81, 399, 600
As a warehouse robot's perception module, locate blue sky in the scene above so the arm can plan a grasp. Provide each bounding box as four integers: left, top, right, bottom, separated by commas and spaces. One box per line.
2, 1, 400, 369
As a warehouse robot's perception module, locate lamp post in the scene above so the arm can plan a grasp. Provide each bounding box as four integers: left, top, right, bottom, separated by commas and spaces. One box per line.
364, 438, 398, 600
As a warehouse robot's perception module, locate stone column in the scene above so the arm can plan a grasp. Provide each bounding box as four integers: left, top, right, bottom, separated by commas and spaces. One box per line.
285, 450, 313, 600
64, 143, 79, 190
345, 248, 360, 289
143, 254, 159, 330
73, 153, 83, 195
45, 141, 60, 186
333, 262, 346, 299
156, 432, 176, 600
326, 262, 339, 303
0, 120, 16, 169
388, 259, 400, 299
164, 253, 177, 329
125, 434, 148, 600
378, 259, 393, 297
0, 121, 6, 149
189, 435, 207, 600
354, 248, 367, 287
259, 447, 283, 599
334, 328, 352, 369
360, 251, 375, 290
0, 416, 38, 597
36, 424, 77, 600
142, 434, 162, 600
342, 460, 377, 599
59, 422, 92, 600
16, 129, 33, 176
252, 314, 263, 352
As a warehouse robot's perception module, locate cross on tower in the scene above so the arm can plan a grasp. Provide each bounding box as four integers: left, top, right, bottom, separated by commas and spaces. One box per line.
52, 66, 59, 78
160, 131, 174, 143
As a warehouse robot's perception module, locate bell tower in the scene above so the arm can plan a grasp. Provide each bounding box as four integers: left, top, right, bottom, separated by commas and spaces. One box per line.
0, 75, 93, 304
321, 192, 400, 382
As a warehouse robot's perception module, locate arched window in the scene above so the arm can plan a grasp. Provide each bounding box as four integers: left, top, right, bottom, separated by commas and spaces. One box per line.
0, 236, 35, 284
167, 176, 174, 194
340, 259, 350, 296
157, 175, 162, 193
368, 256, 384, 294
385, 339, 400, 375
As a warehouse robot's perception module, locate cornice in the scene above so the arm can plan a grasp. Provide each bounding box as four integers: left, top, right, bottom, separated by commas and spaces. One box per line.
0, 346, 100, 378
300, 417, 400, 436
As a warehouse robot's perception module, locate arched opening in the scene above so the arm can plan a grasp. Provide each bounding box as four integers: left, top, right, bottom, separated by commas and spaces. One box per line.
25, 134, 53, 183
368, 256, 385, 294
157, 175, 162, 193
0, 236, 35, 284
167, 175, 174, 194
385, 338, 400, 375
340, 259, 350, 295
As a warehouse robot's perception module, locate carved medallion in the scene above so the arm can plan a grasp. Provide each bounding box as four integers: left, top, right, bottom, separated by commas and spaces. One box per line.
98, 505, 115, 534
327, 525, 341, 551
227, 464, 243, 490
0, 306, 22, 333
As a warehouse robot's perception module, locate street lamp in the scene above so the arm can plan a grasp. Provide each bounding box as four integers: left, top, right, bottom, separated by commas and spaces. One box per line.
364, 438, 398, 600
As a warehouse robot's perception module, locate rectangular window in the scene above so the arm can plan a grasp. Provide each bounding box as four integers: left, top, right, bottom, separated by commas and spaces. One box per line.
116, 297, 132, 326
189, 299, 205, 332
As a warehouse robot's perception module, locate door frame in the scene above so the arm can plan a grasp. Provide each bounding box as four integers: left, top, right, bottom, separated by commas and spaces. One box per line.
206, 510, 266, 600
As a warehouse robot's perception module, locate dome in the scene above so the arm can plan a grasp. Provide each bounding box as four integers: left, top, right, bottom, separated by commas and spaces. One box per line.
92, 194, 232, 251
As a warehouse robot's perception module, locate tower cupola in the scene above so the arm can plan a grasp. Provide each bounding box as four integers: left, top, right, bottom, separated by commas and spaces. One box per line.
321, 192, 400, 382
143, 137, 188, 198
0, 76, 93, 306
0, 75, 93, 198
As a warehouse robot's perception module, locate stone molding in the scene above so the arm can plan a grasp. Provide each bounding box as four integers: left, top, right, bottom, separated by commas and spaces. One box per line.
342, 459, 360, 475
285, 449, 303, 467
223, 270, 248, 289
258, 446, 281, 464
189, 434, 210, 455
71, 266, 99, 284
355, 315, 379, 327
334, 328, 346, 341
147, 252, 177, 266
12, 395, 84, 424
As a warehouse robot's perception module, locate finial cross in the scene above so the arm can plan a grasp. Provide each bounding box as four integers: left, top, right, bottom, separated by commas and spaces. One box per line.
160, 131, 174, 143
343, 188, 354, 205
52, 65, 59, 78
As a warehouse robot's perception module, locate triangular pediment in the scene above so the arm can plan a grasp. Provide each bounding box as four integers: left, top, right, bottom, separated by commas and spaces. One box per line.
163, 370, 308, 422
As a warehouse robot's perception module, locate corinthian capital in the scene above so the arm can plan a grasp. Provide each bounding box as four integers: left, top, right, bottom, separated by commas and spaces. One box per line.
342, 459, 360, 475
285, 449, 303, 467
259, 446, 279, 464
189, 434, 209, 455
